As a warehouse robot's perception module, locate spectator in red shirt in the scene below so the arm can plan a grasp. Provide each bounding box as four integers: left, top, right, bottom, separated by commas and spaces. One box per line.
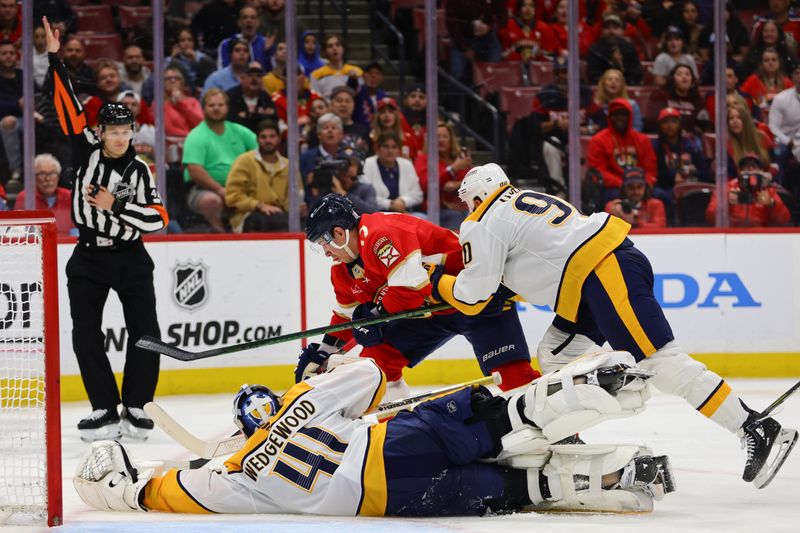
740, 47, 793, 112
400, 83, 427, 150
741, 19, 797, 80
499, 0, 554, 61
163, 67, 203, 137
706, 153, 792, 227
751, 0, 800, 46
0, 0, 20, 46
587, 97, 657, 200
83, 61, 154, 128
620, 1, 652, 61
414, 120, 472, 229
13, 154, 74, 235
605, 166, 666, 229
545, 0, 597, 57
370, 97, 419, 161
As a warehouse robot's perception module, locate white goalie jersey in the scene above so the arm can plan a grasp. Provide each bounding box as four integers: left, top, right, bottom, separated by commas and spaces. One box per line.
437, 185, 630, 322
143, 360, 389, 516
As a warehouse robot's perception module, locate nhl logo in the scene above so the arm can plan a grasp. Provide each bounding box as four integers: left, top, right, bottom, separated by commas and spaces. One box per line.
172, 261, 209, 310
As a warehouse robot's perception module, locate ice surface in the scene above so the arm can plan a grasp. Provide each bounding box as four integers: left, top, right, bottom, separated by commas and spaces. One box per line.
8, 378, 799, 532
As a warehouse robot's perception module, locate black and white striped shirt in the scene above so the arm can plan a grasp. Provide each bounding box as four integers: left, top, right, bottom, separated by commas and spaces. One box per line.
49, 53, 168, 241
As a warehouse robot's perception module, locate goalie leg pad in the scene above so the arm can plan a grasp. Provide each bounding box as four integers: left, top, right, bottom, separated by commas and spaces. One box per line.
508, 352, 651, 442
536, 323, 604, 374
73, 440, 153, 512
525, 444, 658, 513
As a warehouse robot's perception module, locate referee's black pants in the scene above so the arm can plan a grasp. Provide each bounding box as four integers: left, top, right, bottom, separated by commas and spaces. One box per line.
66, 241, 161, 411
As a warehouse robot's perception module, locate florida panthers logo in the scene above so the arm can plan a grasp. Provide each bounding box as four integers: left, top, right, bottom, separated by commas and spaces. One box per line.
172, 261, 209, 310
376, 242, 401, 268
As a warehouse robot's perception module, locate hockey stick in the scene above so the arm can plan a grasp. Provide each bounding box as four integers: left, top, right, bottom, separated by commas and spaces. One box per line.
758, 379, 800, 419
135, 303, 452, 361
145, 373, 500, 459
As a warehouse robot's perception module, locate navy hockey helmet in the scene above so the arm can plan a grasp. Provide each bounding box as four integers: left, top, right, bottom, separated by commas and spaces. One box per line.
97, 102, 135, 128
232, 384, 281, 437
306, 193, 360, 244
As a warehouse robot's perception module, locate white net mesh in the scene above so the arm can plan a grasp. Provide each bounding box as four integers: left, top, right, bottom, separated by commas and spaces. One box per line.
0, 224, 49, 525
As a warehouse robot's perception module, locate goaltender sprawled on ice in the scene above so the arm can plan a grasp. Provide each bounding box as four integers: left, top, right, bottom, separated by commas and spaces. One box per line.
73, 352, 675, 516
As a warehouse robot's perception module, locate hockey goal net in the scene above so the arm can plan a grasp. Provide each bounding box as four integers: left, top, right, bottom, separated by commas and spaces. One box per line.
0, 211, 62, 526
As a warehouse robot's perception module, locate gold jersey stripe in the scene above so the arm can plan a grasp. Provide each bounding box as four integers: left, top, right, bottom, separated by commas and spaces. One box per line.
593, 253, 657, 356
555, 215, 630, 322
358, 423, 388, 516
698, 381, 733, 418
143, 469, 213, 513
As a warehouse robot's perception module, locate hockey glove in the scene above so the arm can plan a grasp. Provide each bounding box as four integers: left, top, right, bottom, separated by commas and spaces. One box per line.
294, 343, 332, 383
423, 263, 445, 302
351, 302, 387, 347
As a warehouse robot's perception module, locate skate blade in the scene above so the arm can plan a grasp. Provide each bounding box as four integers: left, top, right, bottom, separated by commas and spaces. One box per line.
655, 455, 677, 495
121, 419, 152, 441
753, 428, 798, 489
79, 423, 121, 443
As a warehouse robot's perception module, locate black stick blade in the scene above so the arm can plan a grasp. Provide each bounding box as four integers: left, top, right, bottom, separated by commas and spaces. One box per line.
135, 336, 197, 361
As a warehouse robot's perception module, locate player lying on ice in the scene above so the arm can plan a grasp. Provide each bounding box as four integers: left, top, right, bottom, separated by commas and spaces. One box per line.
74, 352, 675, 516
425, 163, 798, 489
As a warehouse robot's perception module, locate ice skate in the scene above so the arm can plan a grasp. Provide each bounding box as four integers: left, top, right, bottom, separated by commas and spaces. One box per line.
78, 408, 121, 443
121, 407, 154, 440
740, 411, 798, 488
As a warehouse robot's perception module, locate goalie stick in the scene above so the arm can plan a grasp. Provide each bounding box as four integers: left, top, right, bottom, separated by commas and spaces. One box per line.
135, 303, 452, 361
145, 373, 501, 459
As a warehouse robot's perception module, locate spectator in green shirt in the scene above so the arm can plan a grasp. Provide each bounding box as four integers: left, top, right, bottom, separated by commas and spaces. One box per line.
183, 88, 257, 231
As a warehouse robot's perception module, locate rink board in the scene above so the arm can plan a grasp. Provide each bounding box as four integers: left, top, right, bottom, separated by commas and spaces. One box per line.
2, 231, 795, 399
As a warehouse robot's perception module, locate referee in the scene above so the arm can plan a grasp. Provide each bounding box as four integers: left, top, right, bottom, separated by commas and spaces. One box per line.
44, 18, 169, 442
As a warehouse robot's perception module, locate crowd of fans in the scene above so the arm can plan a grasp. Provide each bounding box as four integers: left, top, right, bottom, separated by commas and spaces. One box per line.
0, 0, 797, 231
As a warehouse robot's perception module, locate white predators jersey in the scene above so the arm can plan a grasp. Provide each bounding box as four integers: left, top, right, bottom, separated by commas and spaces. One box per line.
147, 360, 389, 516
439, 185, 630, 322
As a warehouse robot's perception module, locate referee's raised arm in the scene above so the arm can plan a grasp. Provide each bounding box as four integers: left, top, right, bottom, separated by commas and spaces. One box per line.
43, 16, 86, 137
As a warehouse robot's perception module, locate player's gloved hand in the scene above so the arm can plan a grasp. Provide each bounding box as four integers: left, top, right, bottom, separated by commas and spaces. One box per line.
294, 342, 331, 383
423, 263, 445, 302
351, 302, 386, 347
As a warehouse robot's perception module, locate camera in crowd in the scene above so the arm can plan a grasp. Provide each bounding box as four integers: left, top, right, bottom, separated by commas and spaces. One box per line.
311, 158, 350, 195
620, 198, 636, 213
736, 171, 768, 205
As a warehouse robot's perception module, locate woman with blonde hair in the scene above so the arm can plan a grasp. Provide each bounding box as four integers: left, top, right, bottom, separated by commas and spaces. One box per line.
727, 100, 772, 178
591, 68, 643, 132
370, 97, 419, 160
413, 120, 472, 229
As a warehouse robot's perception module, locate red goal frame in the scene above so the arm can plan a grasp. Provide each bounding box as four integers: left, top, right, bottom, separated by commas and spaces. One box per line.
0, 211, 62, 526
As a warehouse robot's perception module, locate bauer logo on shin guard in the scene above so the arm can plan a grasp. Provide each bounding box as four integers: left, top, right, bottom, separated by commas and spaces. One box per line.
172, 261, 209, 310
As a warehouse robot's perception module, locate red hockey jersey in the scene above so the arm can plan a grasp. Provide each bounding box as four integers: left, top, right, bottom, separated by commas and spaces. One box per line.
327, 213, 463, 343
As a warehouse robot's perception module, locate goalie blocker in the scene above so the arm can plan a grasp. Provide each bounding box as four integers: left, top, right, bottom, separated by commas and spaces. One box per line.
74, 352, 672, 516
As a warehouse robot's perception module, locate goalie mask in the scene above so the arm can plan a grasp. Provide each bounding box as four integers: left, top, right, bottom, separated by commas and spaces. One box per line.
458, 163, 511, 212
233, 384, 281, 437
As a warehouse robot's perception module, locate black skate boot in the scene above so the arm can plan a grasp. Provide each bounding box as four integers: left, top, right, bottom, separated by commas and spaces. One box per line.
121, 407, 154, 440
78, 408, 121, 443
740, 408, 798, 488
618, 455, 676, 500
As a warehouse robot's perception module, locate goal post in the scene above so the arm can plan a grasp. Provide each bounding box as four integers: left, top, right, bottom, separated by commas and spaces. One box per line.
0, 210, 62, 527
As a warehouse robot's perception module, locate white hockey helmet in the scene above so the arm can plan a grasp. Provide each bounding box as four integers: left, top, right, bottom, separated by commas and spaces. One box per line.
458, 163, 511, 212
